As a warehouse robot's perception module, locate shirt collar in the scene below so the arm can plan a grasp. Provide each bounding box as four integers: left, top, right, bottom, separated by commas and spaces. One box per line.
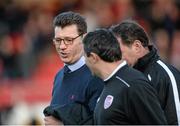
64, 56, 85, 72
104, 60, 127, 82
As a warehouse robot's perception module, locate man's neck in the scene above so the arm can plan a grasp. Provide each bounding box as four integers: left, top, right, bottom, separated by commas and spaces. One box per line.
65, 56, 85, 72
140, 46, 150, 59
99, 60, 124, 81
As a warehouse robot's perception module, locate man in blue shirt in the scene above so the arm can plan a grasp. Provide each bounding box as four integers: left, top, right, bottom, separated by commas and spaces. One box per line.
44, 11, 103, 125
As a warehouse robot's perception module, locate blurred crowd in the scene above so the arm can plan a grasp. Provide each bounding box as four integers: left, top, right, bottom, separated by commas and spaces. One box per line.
0, 0, 180, 80
0, 0, 180, 125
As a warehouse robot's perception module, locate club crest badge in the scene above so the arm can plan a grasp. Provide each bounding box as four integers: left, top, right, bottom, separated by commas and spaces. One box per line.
104, 95, 114, 109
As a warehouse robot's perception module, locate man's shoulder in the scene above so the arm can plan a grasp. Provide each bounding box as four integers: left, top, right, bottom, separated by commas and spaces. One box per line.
55, 68, 64, 77
119, 65, 148, 81
143, 59, 180, 88
89, 76, 103, 84
78, 64, 91, 73
114, 66, 152, 89
148, 60, 178, 76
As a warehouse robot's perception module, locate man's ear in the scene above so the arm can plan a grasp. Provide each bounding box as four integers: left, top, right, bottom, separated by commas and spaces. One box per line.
89, 52, 100, 64
82, 33, 87, 39
132, 40, 143, 53
83, 33, 87, 37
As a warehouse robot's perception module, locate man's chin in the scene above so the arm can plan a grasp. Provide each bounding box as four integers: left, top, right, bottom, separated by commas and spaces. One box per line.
60, 58, 70, 64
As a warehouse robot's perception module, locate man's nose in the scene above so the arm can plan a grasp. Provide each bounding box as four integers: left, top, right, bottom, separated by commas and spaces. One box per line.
59, 41, 67, 49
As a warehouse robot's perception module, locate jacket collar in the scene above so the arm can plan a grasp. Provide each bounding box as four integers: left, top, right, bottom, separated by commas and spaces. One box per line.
134, 45, 160, 71
104, 60, 127, 82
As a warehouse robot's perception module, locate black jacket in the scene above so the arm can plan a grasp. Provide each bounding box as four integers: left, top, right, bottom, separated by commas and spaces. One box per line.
134, 45, 180, 125
94, 62, 167, 125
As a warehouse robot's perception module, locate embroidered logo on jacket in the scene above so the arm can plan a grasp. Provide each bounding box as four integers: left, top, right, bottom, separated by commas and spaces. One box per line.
104, 95, 114, 109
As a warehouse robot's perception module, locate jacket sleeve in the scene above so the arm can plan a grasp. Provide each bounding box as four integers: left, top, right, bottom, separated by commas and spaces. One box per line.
150, 64, 180, 125
127, 80, 167, 124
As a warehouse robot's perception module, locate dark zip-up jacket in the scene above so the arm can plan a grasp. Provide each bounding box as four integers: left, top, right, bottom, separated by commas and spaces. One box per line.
134, 45, 180, 125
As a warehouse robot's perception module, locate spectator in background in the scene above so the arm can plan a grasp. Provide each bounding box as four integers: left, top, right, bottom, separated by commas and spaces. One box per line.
111, 20, 180, 125
0, 34, 22, 78
153, 29, 170, 62
171, 31, 180, 70
82, 29, 167, 124
43, 11, 103, 125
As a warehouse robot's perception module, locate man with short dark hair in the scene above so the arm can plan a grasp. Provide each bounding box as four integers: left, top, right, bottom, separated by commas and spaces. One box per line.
44, 11, 103, 125
111, 20, 180, 125
82, 29, 167, 124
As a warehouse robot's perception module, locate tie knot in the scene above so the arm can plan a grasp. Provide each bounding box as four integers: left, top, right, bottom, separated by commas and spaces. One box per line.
64, 65, 71, 74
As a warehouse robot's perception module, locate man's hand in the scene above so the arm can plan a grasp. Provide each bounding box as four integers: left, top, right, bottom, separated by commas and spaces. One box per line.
44, 116, 63, 125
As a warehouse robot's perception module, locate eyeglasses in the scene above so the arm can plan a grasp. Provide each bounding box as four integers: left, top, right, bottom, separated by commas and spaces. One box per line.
53, 34, 83, 45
